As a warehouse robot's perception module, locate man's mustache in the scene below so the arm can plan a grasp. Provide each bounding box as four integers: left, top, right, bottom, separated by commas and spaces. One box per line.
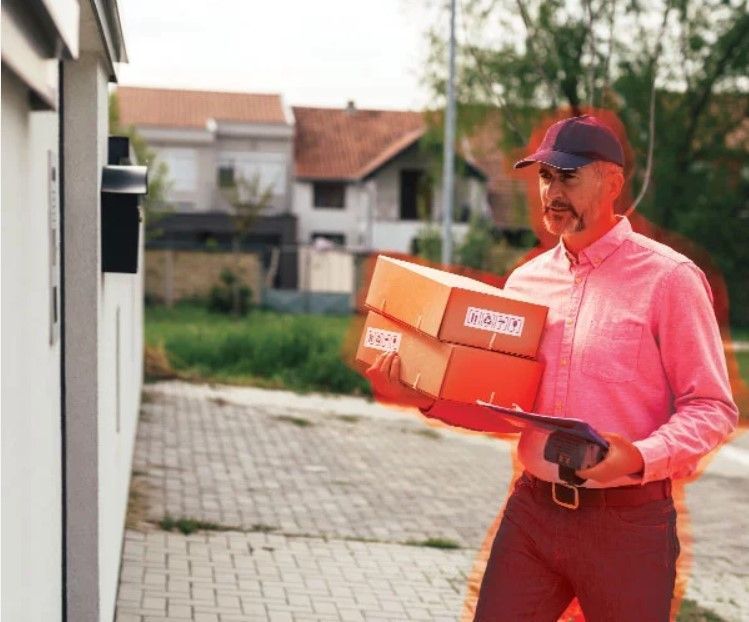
544, 201, 578, 216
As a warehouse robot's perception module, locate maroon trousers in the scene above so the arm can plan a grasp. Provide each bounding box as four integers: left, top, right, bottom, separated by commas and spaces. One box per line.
474, 474, 680, 622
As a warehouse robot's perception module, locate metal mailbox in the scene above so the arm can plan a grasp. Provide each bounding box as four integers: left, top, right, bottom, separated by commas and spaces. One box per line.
101, 136, 148, 273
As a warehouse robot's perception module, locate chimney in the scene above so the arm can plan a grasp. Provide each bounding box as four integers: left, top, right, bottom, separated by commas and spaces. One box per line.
346, 100, 356, 115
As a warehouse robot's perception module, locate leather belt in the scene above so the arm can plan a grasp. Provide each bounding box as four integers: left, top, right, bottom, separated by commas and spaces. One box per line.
522, 472, 672, 510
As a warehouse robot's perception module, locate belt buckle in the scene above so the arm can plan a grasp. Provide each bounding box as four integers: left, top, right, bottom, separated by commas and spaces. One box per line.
552, 482, 580, 510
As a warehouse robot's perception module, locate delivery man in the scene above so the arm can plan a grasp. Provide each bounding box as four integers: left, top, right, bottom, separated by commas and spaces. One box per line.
365, 115, 738, 621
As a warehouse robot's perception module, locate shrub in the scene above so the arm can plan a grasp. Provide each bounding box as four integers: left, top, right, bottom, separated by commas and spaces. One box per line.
208, 268, 252, 315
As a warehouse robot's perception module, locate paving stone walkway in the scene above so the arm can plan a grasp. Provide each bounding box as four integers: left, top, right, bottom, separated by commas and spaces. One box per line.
116, 381, 749, 621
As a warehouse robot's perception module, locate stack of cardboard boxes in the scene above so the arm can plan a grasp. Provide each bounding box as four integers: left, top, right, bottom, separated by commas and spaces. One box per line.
356, 256, 549, 414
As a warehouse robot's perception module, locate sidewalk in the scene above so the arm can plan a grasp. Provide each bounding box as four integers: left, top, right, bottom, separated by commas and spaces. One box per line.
116, 381, 749, 622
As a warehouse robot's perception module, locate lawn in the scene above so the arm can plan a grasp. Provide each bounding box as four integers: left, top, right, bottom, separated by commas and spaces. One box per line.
145, 303, 370, 396
145, 303, 749, 415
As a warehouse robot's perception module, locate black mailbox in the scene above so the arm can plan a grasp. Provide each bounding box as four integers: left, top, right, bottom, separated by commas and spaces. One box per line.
101, 136, 148, 273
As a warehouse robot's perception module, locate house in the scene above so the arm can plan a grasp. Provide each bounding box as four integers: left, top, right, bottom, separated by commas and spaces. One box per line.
117, 86, 299, 287
116, 88, 503, 272
2, 1, 143, 621
292, 103, 489, 253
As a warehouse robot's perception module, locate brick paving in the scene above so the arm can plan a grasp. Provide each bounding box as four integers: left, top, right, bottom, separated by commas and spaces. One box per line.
117, 381, 749, 621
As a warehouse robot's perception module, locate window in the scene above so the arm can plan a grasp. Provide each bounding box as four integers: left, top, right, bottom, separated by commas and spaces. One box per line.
217, 165, 235, 188
399, 170, 431, 220
313, 182, 346, 209
158, 148, 197, 192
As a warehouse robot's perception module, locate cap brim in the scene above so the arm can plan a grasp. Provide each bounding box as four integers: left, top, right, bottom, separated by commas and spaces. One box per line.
513, 149, 592, 170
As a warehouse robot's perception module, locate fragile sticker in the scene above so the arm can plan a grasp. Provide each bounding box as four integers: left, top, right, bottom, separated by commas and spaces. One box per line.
364, 327, 402, 352
464, 306, 525, 337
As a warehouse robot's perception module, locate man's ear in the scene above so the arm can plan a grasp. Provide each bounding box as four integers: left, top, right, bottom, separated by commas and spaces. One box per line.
608, 168, 625, 202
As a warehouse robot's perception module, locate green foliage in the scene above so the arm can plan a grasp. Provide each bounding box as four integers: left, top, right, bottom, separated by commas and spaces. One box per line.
158, 515, 227, 535
676, 598, 727, 621
208, 269, 253, 315
220, 173, 275, 245
424, 0, 749, 324
414, 225, 443, 263
406, 537, 461, 550
457, 214, 494, 270
145, 304, 371, 396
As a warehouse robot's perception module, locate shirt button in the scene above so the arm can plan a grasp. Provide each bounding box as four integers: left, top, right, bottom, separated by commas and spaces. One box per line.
566, 318, 573, 326
560, 357, 568, 366
574, 277, 582, 284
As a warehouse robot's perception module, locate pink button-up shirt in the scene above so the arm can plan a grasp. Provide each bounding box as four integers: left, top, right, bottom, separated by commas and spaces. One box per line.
427, 217, 738, 488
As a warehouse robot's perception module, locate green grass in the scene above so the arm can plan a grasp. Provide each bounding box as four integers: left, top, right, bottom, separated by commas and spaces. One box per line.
274, 415, 313, 427
145, 303, 370, 396
406, 537, 461, 550
158, 516, 229, 535
676, 598, 727, 621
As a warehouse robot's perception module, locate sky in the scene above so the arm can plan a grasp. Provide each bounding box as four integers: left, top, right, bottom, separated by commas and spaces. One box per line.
116, 0, 444, 111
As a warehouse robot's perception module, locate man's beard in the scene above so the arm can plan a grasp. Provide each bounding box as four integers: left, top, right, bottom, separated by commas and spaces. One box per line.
543, 201, 585, 235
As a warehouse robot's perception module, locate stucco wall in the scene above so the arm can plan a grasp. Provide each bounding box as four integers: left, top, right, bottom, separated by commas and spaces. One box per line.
145, 249, 263, 305
1, 65, 64, 622
140, 125, 294, 216
293, 182, 366, 249
64, 52, 144, 622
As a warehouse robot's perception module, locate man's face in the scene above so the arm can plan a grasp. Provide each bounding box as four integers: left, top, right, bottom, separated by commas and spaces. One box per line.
538, 163, 606, 237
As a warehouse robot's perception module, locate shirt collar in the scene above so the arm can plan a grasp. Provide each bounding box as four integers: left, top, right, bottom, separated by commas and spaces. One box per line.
560, 216, 632, 268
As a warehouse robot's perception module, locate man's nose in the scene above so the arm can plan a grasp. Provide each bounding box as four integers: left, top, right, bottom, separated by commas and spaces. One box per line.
546, 178, 565, 201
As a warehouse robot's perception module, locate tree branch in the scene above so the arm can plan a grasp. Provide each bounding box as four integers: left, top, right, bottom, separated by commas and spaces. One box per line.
679, 11, 749, 169
628, 0, 673, 216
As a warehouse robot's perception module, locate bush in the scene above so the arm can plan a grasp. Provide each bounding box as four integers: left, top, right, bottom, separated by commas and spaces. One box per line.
208, 268, 252, 315
457, 214, 494, 270
413, 225, 442, 263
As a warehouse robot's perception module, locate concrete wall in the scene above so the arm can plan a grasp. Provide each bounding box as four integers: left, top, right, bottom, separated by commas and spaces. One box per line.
1, 65, 64, 622
145, 250, 263, 304
297, 248, 355, 293
64, 52, 144, 622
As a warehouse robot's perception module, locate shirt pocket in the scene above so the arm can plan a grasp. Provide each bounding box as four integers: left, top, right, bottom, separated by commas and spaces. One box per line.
581, 320, 643, 383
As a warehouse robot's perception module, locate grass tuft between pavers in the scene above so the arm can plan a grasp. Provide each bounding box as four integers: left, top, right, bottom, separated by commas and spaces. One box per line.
676, 598, 728, 622
158, 516, 234, 535
156, 516, 281, 536
274, 414, 313, 427
406, 537, 461, 550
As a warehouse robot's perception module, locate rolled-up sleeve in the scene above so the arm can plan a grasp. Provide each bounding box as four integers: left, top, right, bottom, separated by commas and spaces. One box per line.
633, 262, 739, 483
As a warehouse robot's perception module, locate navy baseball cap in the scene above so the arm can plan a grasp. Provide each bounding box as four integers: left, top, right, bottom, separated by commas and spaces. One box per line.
513, 115, 624, 170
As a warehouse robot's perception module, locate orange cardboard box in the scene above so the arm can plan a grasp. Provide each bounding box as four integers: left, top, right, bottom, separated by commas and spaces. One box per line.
356, 311, 543, 410
365, 255, 548, 358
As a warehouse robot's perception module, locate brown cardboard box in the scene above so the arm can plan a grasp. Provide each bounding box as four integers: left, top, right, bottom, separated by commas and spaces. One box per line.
356, 311, 543, 410
365, 255, 547, 358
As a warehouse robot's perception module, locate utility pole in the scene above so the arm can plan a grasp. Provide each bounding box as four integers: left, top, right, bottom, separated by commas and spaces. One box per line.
441, 0, 457, 266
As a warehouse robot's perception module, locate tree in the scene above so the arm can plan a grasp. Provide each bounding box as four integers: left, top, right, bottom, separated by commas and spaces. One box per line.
108, 92, 173, 240
219, 173, 274, 315
457, 213, 494, 270
423, 0, 749, 324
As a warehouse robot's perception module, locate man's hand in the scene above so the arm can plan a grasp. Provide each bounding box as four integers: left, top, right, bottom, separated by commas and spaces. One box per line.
364, 351, 435, 411
576, 432, 644, 483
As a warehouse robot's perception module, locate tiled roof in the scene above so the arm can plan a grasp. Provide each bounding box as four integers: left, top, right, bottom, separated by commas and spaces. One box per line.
116, 86, 287, 128
293, 106, 426, 180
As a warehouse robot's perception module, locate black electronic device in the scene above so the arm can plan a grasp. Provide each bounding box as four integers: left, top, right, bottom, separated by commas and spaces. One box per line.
475, 401, 610, 472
